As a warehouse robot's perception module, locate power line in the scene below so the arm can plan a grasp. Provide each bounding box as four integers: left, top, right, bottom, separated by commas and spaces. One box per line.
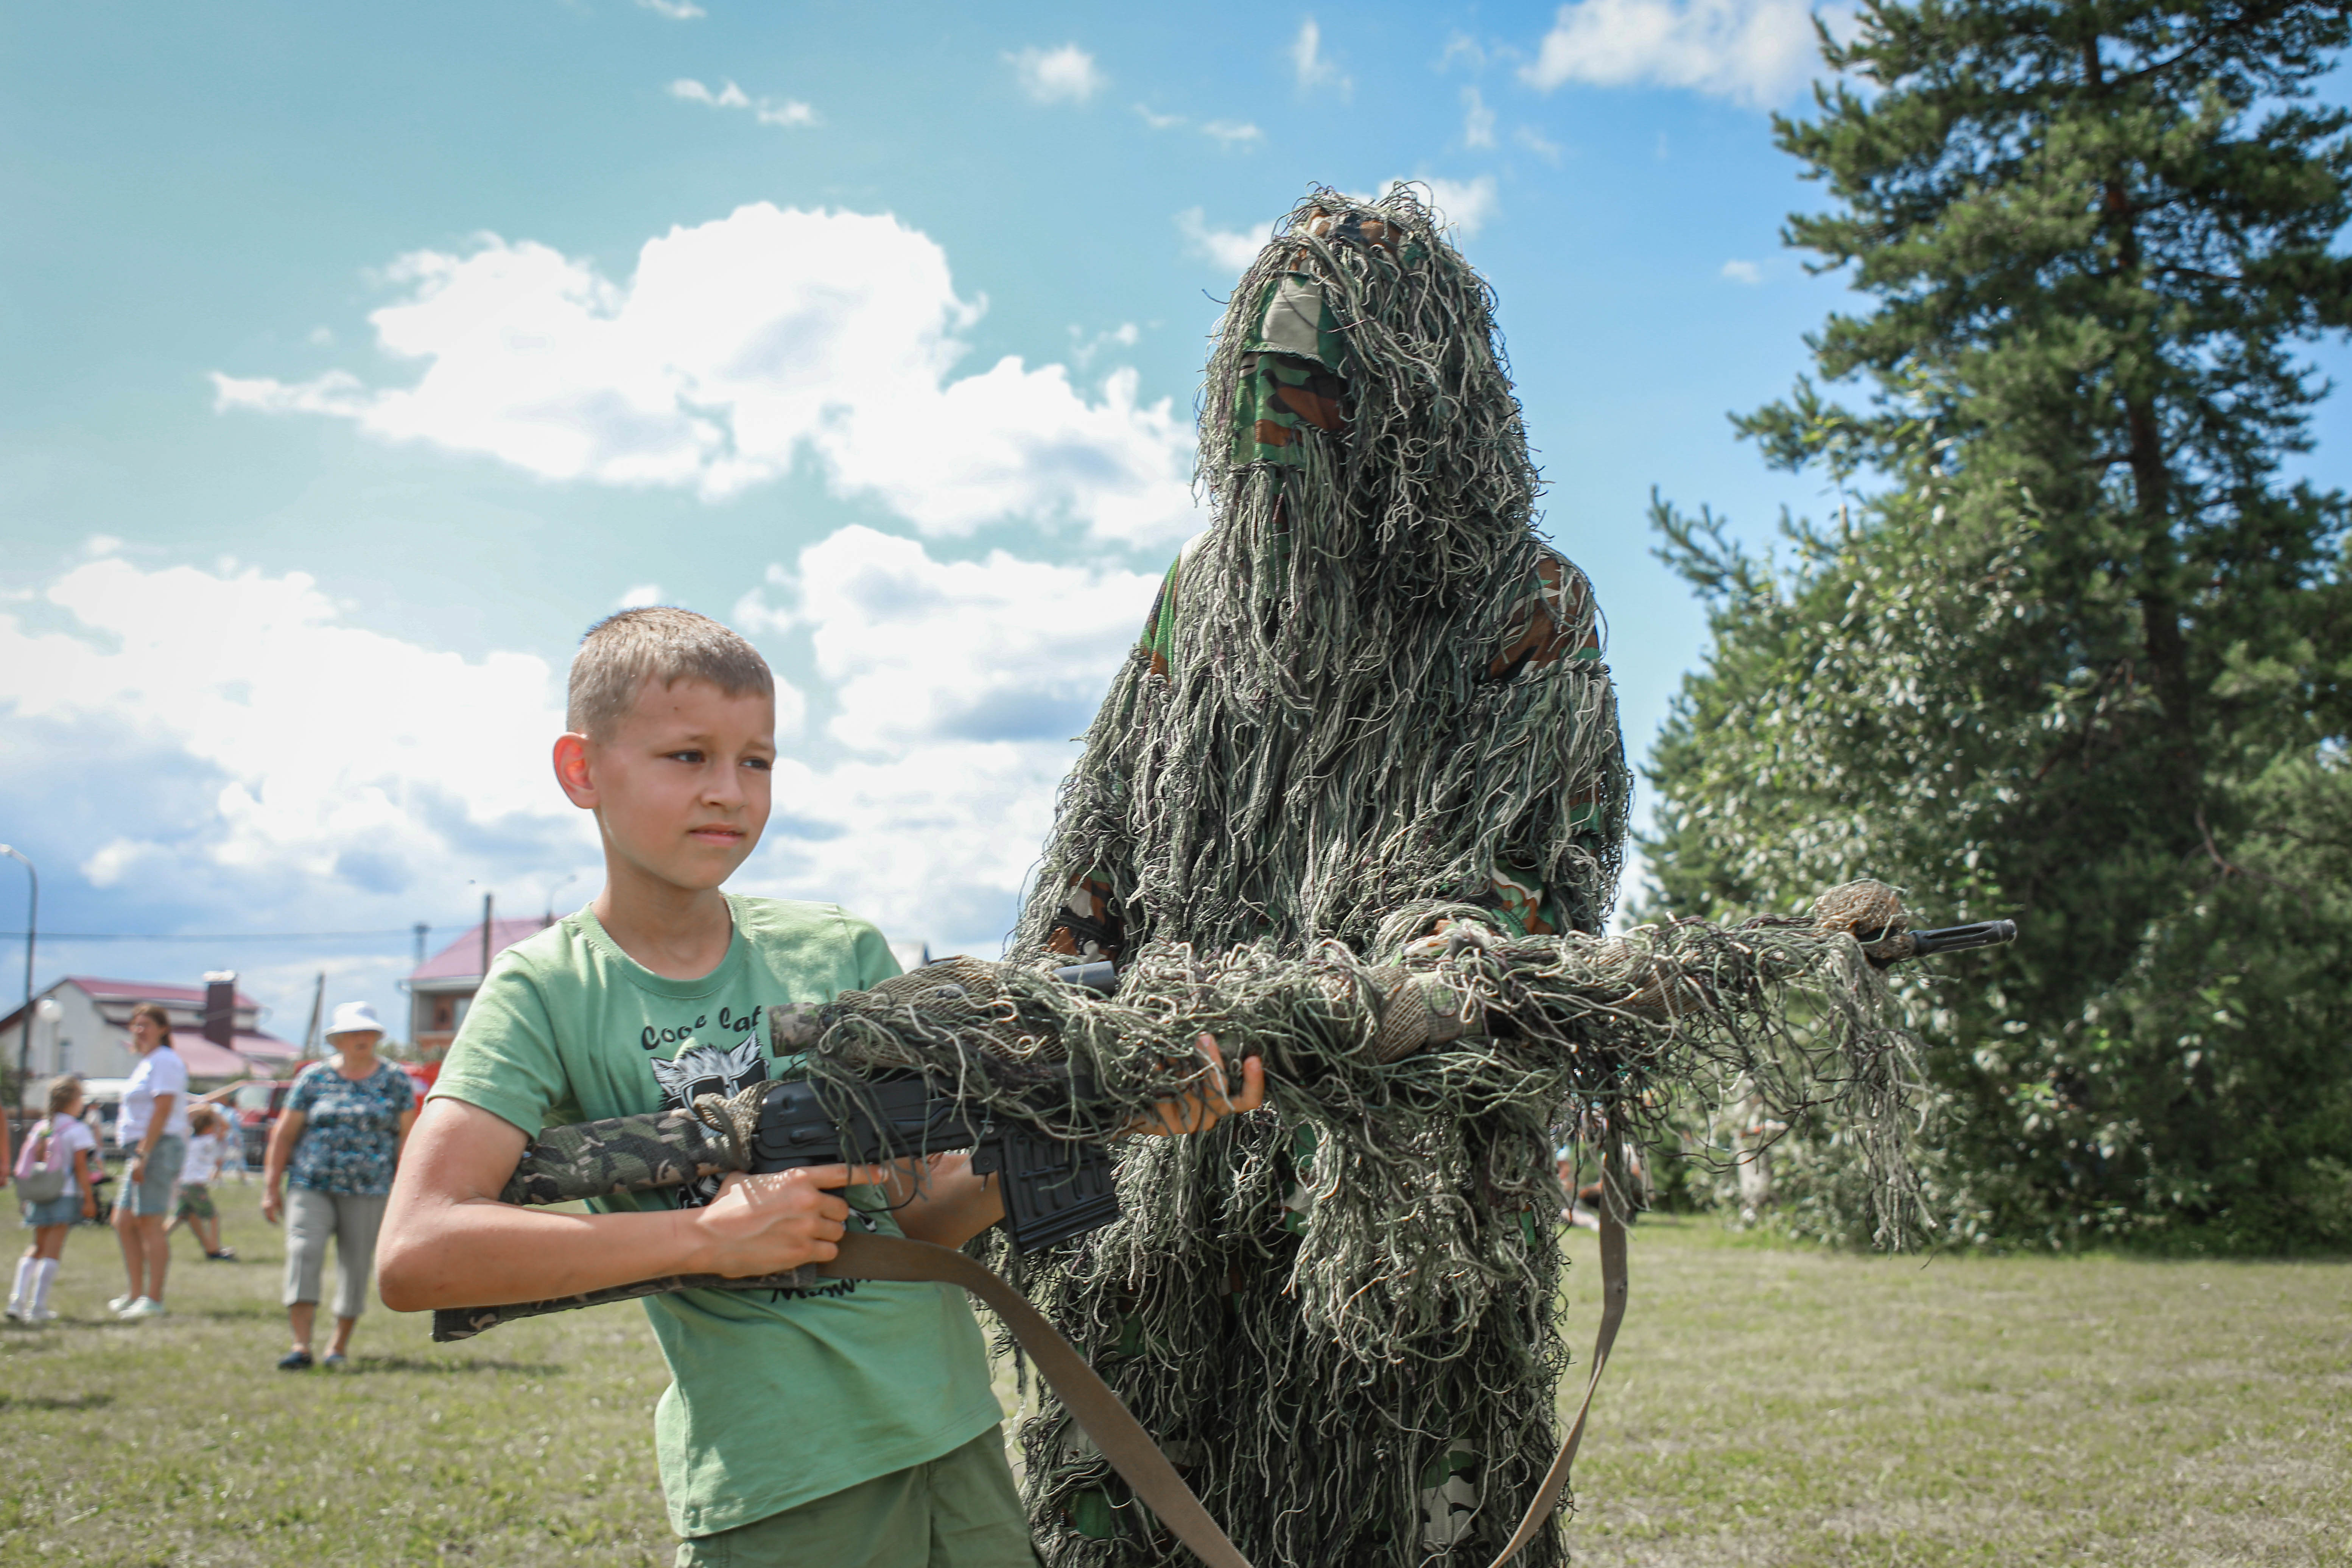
0, 928, 437, 944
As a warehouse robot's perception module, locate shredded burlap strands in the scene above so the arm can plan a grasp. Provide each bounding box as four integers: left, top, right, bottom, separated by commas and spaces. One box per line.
796, 904, 1922, 1568
795, 186, 1929, 1568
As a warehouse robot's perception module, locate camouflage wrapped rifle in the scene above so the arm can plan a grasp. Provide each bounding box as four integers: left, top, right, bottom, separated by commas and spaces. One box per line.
431, 994, 1127, 1343
432, 905, 2016, 1344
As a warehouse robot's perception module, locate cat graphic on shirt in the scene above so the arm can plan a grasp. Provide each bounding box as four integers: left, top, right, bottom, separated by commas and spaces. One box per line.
650, 1034, 767, 1209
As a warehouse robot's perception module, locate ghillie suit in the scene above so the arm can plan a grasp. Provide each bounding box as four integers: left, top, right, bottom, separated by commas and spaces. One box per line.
920, 187, 1930, 1568
440, 186, 1933, 1567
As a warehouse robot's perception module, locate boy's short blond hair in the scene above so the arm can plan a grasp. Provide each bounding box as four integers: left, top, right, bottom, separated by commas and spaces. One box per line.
567, 607, 774, 741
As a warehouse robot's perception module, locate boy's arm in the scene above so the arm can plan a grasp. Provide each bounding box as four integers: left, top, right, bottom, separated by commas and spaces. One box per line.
377, 1097, 878, 1311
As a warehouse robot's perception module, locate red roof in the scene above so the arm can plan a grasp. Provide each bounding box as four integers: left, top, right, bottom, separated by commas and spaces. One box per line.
66, 976, 262, 1011
166, 1028, 297, 1079
411, 917, 555, 983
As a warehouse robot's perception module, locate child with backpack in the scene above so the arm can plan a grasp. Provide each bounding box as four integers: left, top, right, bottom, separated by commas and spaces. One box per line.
9, 1076, 101, 1323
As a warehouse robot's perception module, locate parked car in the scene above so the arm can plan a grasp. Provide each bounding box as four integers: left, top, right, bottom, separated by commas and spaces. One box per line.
74, 1078, 133, 1155
230, 1079, 294, 1168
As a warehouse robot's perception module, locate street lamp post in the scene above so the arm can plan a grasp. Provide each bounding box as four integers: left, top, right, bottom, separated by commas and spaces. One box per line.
0, 845, 34, 1098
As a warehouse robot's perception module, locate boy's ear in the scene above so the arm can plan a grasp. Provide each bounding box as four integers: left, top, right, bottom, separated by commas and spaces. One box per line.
553, 732, 598, 808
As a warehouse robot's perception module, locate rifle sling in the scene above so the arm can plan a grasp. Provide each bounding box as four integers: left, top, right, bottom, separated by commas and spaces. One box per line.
1472, 1151, 1631, 1568
819, 1233, 1253, 1568
819, 1179, 1631, 1568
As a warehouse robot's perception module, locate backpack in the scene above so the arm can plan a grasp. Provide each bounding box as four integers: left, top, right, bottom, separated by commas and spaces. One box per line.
14, 1120, 71, 1204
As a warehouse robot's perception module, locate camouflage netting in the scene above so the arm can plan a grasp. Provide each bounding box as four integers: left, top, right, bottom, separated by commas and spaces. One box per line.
798, 186, 1930, 1568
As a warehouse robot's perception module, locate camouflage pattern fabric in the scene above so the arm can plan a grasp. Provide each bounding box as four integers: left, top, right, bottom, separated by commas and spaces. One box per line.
497, 1104, 747, 1207
1045, 543, 1616, 961
488, 1007, 840, 1209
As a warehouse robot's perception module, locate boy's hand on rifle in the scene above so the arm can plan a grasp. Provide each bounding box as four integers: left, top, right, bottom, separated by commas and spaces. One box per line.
1129, 1035, 1266, 1137
688, 1162, 886, 1277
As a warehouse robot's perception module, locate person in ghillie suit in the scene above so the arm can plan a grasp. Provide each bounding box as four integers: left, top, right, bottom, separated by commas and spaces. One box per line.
989, 186, 1921, 1566
410, 184, 1928, 1567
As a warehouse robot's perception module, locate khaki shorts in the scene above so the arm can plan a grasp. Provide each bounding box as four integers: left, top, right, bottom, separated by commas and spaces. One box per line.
114, 1136, 185, 1218
675, 1429, 1037, 1568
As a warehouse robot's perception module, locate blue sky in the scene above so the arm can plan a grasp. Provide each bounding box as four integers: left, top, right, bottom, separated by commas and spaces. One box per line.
3, 0, 2345, 1039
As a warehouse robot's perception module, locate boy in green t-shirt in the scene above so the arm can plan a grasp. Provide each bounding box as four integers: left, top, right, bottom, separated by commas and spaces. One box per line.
380, 607, 1260, 1566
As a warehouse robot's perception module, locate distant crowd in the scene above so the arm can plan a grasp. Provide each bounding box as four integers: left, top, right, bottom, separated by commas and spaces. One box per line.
9, 999, 415, 1370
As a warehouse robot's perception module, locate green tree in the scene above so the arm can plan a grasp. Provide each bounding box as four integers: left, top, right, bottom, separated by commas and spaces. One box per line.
1644, 0, 2352, 1247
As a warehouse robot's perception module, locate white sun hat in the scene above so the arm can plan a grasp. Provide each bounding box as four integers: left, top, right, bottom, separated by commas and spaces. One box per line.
325, 1000, 387, 1039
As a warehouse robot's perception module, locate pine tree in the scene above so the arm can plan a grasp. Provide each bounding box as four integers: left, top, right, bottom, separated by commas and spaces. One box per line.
1645, 0, 2352, 1246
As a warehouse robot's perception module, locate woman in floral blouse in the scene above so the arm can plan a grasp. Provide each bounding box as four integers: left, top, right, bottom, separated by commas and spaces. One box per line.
261, 1001, 416, 1370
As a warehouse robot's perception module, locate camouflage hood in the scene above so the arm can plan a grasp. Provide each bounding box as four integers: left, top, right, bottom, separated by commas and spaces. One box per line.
1013, 185, 1630, 964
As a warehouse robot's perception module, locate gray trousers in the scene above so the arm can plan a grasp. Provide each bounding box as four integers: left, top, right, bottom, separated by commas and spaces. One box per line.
283, 1188, 387, 1320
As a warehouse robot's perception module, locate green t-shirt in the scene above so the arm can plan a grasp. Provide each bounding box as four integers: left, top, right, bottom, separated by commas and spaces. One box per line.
430, 895, 1004, 1537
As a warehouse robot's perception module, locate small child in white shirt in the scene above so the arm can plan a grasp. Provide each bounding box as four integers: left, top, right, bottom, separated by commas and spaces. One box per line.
168, 1108, 236, 1261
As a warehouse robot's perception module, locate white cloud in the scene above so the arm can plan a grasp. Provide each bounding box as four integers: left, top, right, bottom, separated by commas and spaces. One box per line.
1292, 18, 1350, 92
1068, 321, 1140, 369
0, 530, 1166, 962
306, 325, 335, 346
733, 563, 801, 638
1519, 0, 1831, 107
638, 0, 705, 17
1421, 175, 1500, 235
794, 526, 1158, 754
617, 582, 666, 607
1720, 258, 1762, 283
738, 526, 1164, 948
1175, 208, 1265, 272
1008, 44, 1105, 105
1462, 87, 1497, 148
1133, 105, 1261, 146
1439, 33, 1488, 70
213, 203, 1201, 545
1515, 125, 1566, 162
672, 76, 748, 108
669, 78, 819, 128
0, 558, 587, 899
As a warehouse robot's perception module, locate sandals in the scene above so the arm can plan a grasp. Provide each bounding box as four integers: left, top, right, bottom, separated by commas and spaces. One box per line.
277, 1350, 314, 1371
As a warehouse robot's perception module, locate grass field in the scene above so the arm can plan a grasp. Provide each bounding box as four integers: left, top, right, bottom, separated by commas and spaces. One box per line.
1, 1185, 2344, 1566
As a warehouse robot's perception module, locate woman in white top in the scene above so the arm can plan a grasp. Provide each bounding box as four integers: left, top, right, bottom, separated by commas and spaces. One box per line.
110, 1002, 190, 1321
8, 1075, 100, 1322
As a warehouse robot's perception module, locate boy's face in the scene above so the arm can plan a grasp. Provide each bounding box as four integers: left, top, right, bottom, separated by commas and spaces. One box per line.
559, 677, 776, 895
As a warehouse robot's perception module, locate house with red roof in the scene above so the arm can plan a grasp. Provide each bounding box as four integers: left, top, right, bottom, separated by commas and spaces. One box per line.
406, 916, 553, 1060
2, 976, 301, 1101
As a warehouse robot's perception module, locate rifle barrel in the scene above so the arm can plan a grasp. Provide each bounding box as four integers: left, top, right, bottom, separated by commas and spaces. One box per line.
1907, 919, 2017, 957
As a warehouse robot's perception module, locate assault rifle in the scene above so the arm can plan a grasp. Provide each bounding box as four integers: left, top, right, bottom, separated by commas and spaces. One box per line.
431, 962, 1124, 1344
433, 927, 2021, 1341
